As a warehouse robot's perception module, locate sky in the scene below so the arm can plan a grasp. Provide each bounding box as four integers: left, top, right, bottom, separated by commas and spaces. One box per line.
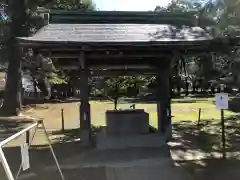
94, 0, 171, 11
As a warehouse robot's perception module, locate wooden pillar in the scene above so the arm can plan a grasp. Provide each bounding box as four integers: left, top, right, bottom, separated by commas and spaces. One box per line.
79, 52, 91, 132
156, 67, 172, 138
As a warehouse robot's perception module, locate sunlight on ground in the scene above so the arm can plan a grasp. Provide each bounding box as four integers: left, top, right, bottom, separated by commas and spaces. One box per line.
90, 98, 237, 128
22, 98, 238, 130
172, 100, 236, 123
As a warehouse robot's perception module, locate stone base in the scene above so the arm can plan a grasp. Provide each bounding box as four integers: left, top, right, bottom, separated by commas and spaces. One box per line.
106, 109, 149, 135
96, 132, 165, 150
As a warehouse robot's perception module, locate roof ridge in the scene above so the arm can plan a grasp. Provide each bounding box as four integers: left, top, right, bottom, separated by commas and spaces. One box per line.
49, 10, 198, 26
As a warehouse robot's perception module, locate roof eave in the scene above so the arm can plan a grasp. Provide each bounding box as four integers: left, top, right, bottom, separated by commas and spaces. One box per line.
17, 37, 219, 47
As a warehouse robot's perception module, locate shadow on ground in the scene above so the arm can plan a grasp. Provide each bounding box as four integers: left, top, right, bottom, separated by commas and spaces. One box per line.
171, 114, 240, 180
229, 97, 240, 113
0, 121, 185, 180
23, 98, 81, 106
0, 138, 174, 180
0, 118, 33, 140
1, 114, 240, 180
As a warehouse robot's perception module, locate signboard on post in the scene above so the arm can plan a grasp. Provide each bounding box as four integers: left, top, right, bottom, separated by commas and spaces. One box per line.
215, 93, 229, 110
215, 92, 228, 159
21, 143, 30, 171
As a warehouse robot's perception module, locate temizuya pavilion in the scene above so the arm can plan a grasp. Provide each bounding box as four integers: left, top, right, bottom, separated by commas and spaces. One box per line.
17, 11, 238, 147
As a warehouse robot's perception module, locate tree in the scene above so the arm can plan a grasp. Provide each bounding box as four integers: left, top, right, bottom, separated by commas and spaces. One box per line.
166, 0, 204, 12
154, 0, 240, 95
1, 0, 96, 116
0, 0, 27, 116
92, 76, 147, 109
200, 0, 240, 89
38, 0, 96, 10
0, 5, 9, 66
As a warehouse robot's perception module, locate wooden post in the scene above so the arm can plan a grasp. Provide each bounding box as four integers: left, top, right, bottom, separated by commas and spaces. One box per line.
113, 81, 119, 110
114, 98, 118, 110
221, 109, 226, 159
26, 131, 30, 145
61, 108, 65, 132
197, 108, 202, 126
79, 71, 90, 130
216, 86, 227, 159
79, 51, 91, 132
156, 67, 171, 135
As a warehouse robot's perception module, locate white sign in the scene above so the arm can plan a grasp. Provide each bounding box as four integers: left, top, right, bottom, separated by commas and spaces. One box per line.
215, 93, 229, 109
21, 143, 30, 171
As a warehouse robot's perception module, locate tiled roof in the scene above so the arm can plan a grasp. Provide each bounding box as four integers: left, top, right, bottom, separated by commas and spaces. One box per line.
18, 23, 213, 43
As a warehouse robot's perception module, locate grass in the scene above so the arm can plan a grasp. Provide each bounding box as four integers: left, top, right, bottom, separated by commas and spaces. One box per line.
172, 100, 236, 123
89, 97, 238, 128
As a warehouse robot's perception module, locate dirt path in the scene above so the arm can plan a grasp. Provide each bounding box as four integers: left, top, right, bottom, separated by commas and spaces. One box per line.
22, 103, 80, 131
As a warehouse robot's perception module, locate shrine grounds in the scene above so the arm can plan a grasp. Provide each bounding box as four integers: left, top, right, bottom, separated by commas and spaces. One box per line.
0, 97, 240, 180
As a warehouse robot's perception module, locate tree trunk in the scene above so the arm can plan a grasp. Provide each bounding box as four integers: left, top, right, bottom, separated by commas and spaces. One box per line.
0, 40, 22, 116
0, 0, 26, 116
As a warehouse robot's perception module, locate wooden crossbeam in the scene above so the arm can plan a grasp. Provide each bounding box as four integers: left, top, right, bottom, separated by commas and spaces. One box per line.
49, 53, 167, 59
58, 68, 159, 76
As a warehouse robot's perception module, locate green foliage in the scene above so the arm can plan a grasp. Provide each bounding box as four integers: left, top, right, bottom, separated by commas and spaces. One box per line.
47, 72, 68, 84
37, 0, 96, 10
154, 0, 240, 90
0, 7, 10, 63
166, 0, 206, 12
198, 0, 240, 36
100, 76, 148, 98
209, 0, 240, 86
19, 0, 96, 86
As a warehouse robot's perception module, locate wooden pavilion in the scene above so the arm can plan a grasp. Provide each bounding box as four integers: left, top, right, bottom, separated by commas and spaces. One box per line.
17, 11, 238, 142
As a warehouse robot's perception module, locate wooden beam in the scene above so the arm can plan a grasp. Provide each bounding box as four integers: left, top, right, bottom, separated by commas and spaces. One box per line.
57, 65, 79, 70
59, 62, 169, 69
87, 54, 167, 59
90, 69, 159, 76
48, 52, 169, 59
78, 51, 85, 69
38, 44, 212, 53
41, 47, 222, 59
90, 70, 158, 76
89, 65, 154, 69
54, 67, 159, 76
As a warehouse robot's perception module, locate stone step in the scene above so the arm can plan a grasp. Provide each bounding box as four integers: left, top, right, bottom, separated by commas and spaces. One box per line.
15, 157, 192, 180
106, 165, 192, 180
96, 133, 166, 150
